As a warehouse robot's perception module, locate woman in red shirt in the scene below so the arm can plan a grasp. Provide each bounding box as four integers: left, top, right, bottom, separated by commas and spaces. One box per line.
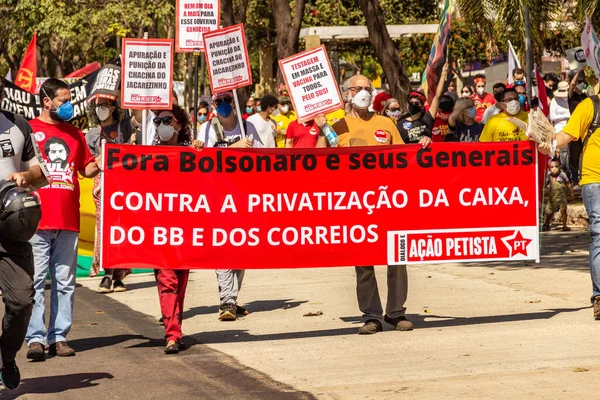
152, 105, 193, 354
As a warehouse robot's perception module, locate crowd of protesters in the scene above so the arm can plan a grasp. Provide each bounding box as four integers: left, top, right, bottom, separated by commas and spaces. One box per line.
1, 56, 600, 392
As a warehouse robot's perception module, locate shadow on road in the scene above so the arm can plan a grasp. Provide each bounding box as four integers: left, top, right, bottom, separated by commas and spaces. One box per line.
188, 306, 589, 344
0, 372, 113, 398
184, 299, 307, 319
68, 334, 149, 353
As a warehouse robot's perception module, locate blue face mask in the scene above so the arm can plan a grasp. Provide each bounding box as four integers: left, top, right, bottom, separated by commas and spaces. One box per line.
246, 107, 254, 114
51, 100, 74, 121
466, 107, 476, 119
515, 80, 524, 85
198, 115, 207, 123
216, 101, 233, 118
256, 106, 262, 113
518, 94, 526, 106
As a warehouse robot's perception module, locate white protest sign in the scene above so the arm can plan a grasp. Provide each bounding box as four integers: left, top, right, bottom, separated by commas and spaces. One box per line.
176, 0, 220, 52
566, 47, 587, 71
582, 16, 600, 79
121, 39, 174, 110
279, 45, 343, 122
203, 24, 252, 92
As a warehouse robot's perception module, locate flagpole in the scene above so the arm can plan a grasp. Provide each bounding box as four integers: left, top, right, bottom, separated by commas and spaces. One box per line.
524, 4, 532, 106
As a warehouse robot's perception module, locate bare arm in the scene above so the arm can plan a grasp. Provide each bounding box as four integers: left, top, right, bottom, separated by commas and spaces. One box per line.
569, 67, 585, 98
428, 63, 450, 119
285, 139, 293, 148
80, 156, 102, 178
448, 101, 468, 128
316, 135, 328, 148
7, 165, 46, 188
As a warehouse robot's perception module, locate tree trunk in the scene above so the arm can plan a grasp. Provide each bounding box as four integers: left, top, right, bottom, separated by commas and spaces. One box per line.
358, 0, 411, 110
270, 0, 306, 83
221, 0, 250, 103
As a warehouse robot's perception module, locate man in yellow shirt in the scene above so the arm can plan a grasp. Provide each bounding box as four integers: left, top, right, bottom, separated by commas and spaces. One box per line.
271, 96, 296, 148
317, 74, 431, 335
479, 88, 529, 142
539, 95, 600, 318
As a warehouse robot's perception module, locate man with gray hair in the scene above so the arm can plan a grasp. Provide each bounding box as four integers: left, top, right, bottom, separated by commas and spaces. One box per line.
318, 74, 431, 334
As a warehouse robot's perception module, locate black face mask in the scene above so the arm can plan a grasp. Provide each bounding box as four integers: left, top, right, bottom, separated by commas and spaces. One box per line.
408, 103, 422, 115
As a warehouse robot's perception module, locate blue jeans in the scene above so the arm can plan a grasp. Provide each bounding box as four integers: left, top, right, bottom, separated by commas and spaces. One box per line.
26, 230, 79, 345
583, 184, 600, 302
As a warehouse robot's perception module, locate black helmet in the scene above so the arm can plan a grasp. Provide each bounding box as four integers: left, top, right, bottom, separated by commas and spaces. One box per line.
0, 180, 42, 242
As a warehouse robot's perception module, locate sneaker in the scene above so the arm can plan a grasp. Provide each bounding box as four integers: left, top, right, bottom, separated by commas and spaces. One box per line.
164, 340, 179, 355
98, 276, 113, 293
358, 319, 383, 335
593, 296, 600, 319
236, 305, 249, 316
113, 280, 127, 293
384, 315, 414, 331
218, 304, 237, 321
48, 341, 76, 357
0, 361, 20, 390
26, 342, 45, 361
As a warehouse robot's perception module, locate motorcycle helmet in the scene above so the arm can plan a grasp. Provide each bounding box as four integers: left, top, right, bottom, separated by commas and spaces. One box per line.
0, 180, 42, 242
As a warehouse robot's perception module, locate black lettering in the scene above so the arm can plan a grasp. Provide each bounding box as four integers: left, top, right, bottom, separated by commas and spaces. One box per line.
363, 153, 377, 169
290, 154, 302, 171
521, 149, 533, 165
497, 150, 511, 166
451, 151, 467, 167
417, 148, 433, 168
107, 148, 120, 170
513, 143, 520, 164
349, 153, 361, 170
240, 156, 253, 172
435, 151, 449, 167
469, 151, 482, 167
122, 154, 137, 170
273, 155, 287, 171
484, 150, 496, 166
302, 155, 317, 171
180, 152, 196, 172
326, 154, 340, 170
395, 152, 408, 168
225, 155, 237, 172
199, 156, 214, 172
155, 155, 169, 171
140, 154, 152, 170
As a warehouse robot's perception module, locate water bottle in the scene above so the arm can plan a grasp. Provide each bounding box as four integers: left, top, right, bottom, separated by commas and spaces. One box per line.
321, 123, 338, 147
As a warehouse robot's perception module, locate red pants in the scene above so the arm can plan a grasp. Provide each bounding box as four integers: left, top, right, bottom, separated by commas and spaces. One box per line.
154, 269, 190, 342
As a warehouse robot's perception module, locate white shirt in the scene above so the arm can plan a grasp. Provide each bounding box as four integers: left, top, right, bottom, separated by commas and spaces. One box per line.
549, 97, 571, 133
247, 113, 276, 148
198, 118, 262, 148
144, 113, 157, 145
482, 104, 502, 124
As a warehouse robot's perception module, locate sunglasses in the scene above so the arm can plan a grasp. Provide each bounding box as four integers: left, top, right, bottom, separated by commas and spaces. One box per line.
348, 86, 373, 94
153, 116, 174, 126
198, 112, 208, 116
215, 96, 233, 106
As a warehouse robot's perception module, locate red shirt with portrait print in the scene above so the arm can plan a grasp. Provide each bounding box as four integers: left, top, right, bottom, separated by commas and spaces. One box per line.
29, 118, 95, 232
285, 120, 320, 148
474, 92, 495, 123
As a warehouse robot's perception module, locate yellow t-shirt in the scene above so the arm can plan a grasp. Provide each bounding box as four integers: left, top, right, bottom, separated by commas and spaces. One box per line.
333, 115, 404, 147
563, 98, 600, 185
326, 109, 346, 125
479, 111, 529, 142
272, 111, 297, 148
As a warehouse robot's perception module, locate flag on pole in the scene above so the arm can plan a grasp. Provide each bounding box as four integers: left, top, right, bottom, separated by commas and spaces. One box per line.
420, 0, 452, 104
507, 40, 521, 85
65, 62, 101, 78
534, 64, 548, 116
581, 15, 600, 80
4, 70, 12, 82
15, 32, 37, 93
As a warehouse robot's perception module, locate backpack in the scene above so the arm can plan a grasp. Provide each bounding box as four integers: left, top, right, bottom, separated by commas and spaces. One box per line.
579, 95, 600, 173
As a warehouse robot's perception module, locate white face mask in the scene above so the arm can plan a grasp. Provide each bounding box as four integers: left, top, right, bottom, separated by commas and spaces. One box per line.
462, 92, 470, 98
352, 89, 372, 109
476, 87, 485, 96
157, 124, 176, 142
96, 107, 111, 122
386, 110, 401, 120
505, 100, 521, 115
280, 105, 290, 114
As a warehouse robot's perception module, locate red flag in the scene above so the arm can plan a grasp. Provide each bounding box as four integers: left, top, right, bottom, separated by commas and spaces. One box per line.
535, 66, 549, 117
15, 32, 37, 93
65, 62, 101, 78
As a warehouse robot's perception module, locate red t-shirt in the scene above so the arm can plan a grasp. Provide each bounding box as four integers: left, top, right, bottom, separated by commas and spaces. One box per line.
29, 118, 95, 232
474, 92, 495, 123
431, 111, 451, 142
373, 91, 392, 114
286, 120, 319, 148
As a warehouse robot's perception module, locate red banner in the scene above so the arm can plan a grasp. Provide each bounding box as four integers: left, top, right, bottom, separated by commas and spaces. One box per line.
15, 32, 37, 93
101, 142, 540, 270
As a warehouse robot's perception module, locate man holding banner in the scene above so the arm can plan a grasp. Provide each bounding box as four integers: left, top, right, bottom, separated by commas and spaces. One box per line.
321, 74, 431, 334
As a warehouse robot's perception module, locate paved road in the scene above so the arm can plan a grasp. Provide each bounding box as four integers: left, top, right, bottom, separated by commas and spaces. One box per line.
0, 284, 315, 399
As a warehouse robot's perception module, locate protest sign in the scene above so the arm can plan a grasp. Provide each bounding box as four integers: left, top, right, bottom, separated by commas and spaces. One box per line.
176, 0, 220, 52
203, 24, 251, 92
279, 45, 343, 123
582, 16, 600, 79
87, 64, 121, 102
121, 38, 174, 109
101, 142, 540, 270
527, 109, 554, 145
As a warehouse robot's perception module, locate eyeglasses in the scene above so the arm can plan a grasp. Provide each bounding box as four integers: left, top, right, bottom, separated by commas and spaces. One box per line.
153, 116, 174, 126
198, 112, 208, 116
348, 86, 373, 94
215, 96, 233, 106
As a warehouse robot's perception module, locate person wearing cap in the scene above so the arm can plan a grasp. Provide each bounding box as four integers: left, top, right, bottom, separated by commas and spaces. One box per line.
271, 96, 297, 148
197, 91, 260, 322
473, 74, 495, 122
397, 63, 450, 144
549, 81, 572, 169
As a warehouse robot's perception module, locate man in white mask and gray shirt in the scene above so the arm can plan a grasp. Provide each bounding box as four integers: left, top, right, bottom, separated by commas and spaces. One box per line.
196, 91, 260, 320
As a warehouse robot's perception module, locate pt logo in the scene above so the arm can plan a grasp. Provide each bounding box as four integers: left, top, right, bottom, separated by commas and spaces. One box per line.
501, 230, 532, 257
